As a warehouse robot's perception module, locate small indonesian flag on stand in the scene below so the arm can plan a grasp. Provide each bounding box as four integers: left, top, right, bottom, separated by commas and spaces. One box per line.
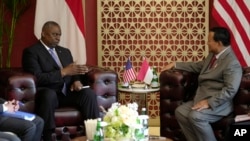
137, 58, 153, 85
123, 58, 137, 83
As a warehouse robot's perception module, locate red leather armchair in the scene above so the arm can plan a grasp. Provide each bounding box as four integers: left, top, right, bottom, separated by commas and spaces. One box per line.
0, 66, 118, 140
159, 67, 250, 141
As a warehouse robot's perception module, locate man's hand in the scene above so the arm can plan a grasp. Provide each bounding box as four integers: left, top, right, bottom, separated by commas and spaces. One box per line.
61, 63, 89, 77
70, 81, 83, 92
161, 62, 175, 72
4, 100, 19, 112
192, 99, 210, 111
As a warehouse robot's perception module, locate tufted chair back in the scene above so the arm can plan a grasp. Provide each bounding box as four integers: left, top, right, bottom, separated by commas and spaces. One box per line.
82, 67, 118, 112
159, 69, 198, 141
159, 67, 250, 141
0, 69, 36, 112
0, 66, 118, 140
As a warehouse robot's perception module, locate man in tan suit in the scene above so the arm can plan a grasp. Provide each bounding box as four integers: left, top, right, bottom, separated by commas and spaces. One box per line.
162, 27, 242, 141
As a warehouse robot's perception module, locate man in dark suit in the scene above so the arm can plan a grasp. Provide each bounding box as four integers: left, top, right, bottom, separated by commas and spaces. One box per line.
22, 21, 100, 141
0, 98, 44, 141
162, 27, 242, 141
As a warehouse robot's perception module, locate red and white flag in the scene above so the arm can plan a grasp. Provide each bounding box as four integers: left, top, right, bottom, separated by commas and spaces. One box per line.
123, 58, 136, 83
137, 58, 153, 84
212, 0, 250, 67
34, 0, 86, 64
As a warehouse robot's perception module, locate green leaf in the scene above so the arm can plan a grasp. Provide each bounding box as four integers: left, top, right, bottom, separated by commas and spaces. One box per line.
0, 0, 30, 67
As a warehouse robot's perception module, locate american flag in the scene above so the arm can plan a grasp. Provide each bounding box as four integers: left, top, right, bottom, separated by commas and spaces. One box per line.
212, 0, 250, 67
123, 58, 136, 83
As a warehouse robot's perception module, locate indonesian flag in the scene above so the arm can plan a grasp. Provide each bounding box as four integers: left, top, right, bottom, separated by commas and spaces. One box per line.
34, 0, 86, 64
137, 58, 153, 84
212, 0, 250, 67
123, 58, 137, 83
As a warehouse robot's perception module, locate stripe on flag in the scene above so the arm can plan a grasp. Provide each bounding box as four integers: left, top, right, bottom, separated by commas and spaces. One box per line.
137, 58, 153, 84
123, 58, 136, 83
212, 0, 250, 67
34, 0, 86, 64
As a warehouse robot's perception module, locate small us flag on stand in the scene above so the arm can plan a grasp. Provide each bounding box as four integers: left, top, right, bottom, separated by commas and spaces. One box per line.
123, 58, 136, 83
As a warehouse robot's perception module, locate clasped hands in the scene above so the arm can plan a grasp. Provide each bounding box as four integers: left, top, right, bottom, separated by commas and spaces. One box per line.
4, 99, 19, 113
61, 62, 89, 77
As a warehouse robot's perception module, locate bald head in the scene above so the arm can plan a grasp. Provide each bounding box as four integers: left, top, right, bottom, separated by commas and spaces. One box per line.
41, 21, 61, 47
42, 21, 60, 32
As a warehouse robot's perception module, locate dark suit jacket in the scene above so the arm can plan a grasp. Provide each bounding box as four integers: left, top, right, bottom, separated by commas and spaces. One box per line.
22, 41, 80, 93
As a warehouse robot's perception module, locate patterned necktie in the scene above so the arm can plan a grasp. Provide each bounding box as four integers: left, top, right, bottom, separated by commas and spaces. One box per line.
49, 48, 67, 95
209, 55, 217, 69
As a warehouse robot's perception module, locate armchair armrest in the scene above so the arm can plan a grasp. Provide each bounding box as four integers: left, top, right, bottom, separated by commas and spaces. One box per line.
232, 68, 250, 115
159, 69, 198, 140
83, 67, 118, 111
159, 69, 198, 102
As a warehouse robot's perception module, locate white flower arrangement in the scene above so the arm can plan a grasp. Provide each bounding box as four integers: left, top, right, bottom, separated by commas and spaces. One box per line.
103, 102, 142, 140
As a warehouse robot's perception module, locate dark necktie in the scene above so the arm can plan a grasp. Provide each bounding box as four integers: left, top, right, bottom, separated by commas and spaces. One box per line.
49, 48, 67, 95
209, 55, 217, 69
